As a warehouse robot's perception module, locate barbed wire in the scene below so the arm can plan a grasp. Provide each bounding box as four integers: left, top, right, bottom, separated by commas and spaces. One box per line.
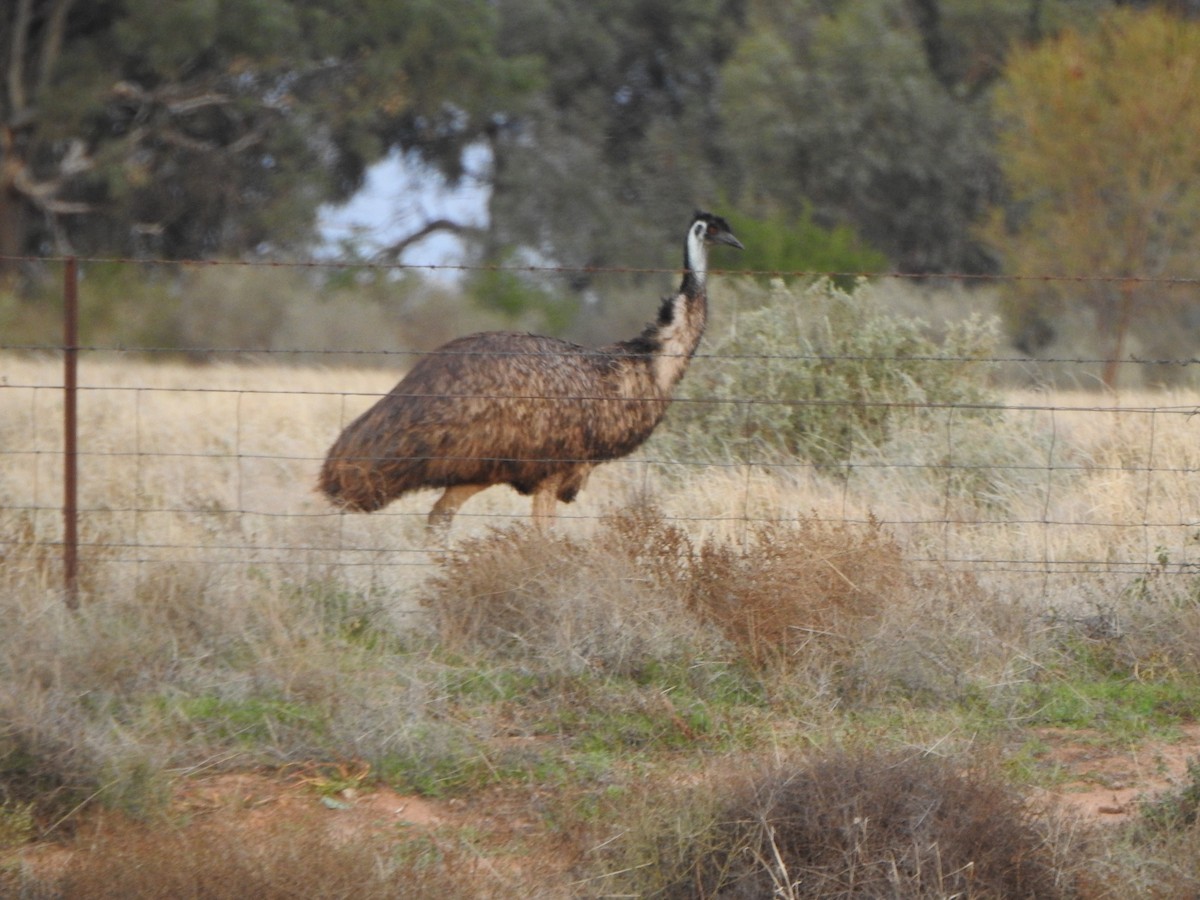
5, 379, 1200, 422
4, 507, 1198, 531
6, 342, 1200, 371
3, 537, 1193, 578
3, 252, 1200, 286
5, 447, 1200, 478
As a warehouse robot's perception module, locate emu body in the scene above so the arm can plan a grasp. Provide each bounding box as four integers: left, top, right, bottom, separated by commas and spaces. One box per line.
318, 211, 742, 527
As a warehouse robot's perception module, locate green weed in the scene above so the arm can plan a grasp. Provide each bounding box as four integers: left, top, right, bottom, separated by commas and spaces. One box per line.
1019, 674, 1200, 739
174, 694, 326, 746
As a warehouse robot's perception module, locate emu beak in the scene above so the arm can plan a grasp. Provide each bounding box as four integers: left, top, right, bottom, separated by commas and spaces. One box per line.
717, 233, 745, 250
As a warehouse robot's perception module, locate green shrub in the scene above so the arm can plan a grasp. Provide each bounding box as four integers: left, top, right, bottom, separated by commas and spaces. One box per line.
725, 207, 888, 287
466, 259, 580, 334
658, 277, 1000, 470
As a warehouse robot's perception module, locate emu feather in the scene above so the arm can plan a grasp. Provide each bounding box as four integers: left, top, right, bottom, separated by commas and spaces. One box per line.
318, 211, 743, 528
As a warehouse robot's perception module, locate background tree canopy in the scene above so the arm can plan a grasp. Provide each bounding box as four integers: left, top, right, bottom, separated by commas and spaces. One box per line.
983, 6, 1200, 386
4, 0, 1197, 368
720, 0, 1002, 274
0, 0, 535, 262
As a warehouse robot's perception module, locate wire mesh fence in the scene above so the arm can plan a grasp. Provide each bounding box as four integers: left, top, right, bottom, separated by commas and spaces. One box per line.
3, 256, 1200, 606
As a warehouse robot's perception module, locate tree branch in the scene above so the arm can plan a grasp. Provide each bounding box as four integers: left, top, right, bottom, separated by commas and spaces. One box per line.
166, 92, 233, 115
377, 218, 483, 261
8, 0, 32, 116
12, 162, 91, 214
36, 0, 76, 101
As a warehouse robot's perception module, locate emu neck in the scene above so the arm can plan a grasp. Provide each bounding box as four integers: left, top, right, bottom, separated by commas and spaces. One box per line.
650, 287, 706, 396
680, 228, 708, 298
609, 225, 711, 396
644, 232, 710, 395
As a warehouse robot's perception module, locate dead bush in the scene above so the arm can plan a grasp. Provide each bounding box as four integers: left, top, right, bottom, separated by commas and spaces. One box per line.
658, 749, 1070, 899
684, 516, 904, 671
425, 508, 906, 676
422, 511, 722, 675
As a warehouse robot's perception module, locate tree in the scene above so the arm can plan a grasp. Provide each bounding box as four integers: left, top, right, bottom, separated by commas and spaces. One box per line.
718, 0, 1011, 275
485, 0, 746, 279
985, 8, 1200, 387
0, 0, 534, 265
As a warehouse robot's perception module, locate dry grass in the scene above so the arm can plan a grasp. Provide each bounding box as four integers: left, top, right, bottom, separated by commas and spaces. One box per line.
422, 510, 723, 675
5, 352, 1200, 894
5, 812, 503, 900
681, 515, 903, 671
5, 353, 1200, 599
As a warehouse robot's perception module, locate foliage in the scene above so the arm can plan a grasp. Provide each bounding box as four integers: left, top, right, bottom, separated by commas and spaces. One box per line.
0, 0, 537, 262
658, 277, 1000, 469
421, 509, 725, 676
0, 260, 509, 359
719, 0, 1009, 274
424, 506, 904, 674
1139, 758, 1200, 833
4, 479, 1200, 891
486, 0, 746, 278
1019, 671, 1200, 739
723, 207, 888, 286
465, 262, 580, 334
9, 814, 485, 900
482, 0, 1115, 280
11, 339, 1200, 892
984, 8, 1200, 387
682, 515, 903, 671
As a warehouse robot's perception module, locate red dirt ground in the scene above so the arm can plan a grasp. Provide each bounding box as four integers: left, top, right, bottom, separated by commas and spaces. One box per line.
1034, 723, 1200, 822
7, 726, 1200, 893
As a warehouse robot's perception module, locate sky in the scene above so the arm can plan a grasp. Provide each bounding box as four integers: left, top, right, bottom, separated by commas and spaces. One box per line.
317, 145, 491, 279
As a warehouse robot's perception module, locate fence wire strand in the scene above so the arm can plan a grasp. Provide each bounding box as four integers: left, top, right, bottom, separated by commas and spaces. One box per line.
3, 254, 1200, 598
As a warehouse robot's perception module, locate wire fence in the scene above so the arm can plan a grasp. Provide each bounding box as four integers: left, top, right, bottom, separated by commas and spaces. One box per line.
3, 255, 1200, 606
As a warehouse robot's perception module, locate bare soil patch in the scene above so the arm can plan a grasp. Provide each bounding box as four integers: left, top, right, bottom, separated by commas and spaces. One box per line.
1034, 724, 1200, 822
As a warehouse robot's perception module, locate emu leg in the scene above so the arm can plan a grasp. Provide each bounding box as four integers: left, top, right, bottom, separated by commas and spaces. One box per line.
530, 484, 558, 529
428, 484, 487, 529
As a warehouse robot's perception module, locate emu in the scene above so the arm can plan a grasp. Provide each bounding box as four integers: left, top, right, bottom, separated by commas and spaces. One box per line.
318, 210, 743, 528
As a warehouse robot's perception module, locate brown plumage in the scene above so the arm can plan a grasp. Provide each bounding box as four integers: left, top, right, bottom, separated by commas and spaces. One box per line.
318, 210, 743, 527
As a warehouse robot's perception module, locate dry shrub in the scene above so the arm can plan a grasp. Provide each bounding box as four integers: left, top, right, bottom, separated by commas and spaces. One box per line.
423, 510, 722, 675
7, 814, 491, 900
1111, 563, 1200, 680
658, 749, 1070, 899
841, 571, 1043, 707
0, 557, 422, 827
685, 516, 905, 671
425, 509, 905, 675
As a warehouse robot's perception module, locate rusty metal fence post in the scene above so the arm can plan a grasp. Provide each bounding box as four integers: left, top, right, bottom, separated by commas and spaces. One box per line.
63, 257, 79, 609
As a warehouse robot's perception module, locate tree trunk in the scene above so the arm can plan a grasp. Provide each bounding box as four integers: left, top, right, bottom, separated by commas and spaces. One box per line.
1099, 281, 1136, 390
0, 172, 28, 277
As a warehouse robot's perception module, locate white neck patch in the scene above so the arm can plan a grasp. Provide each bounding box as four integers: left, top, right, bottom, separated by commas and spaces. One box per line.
687, 222, 708, 287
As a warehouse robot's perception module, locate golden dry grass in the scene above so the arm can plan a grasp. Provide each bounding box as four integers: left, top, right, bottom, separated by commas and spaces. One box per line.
4, 353, 1200, 607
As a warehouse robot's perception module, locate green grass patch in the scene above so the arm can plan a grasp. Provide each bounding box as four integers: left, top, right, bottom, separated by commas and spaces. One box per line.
1018, 674, 1200, 738
174, 694, 327, 745
376, 727, 499, 798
